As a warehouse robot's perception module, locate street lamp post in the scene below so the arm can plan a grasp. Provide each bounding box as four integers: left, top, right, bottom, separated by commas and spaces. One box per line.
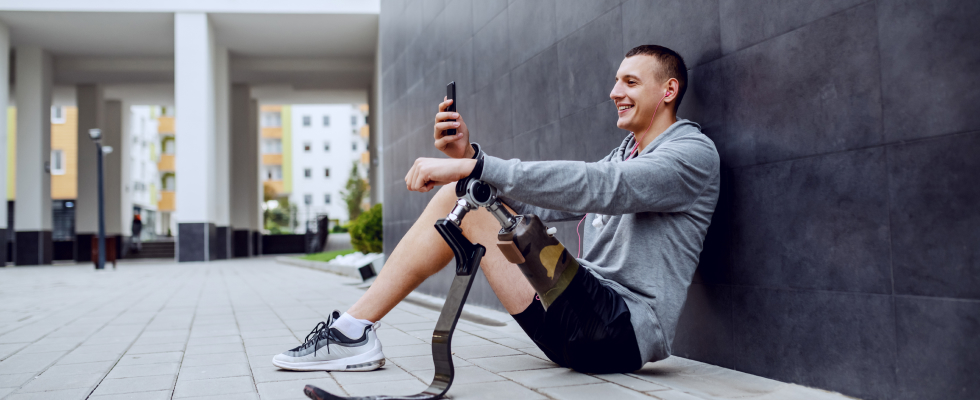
88, 128, 106, 270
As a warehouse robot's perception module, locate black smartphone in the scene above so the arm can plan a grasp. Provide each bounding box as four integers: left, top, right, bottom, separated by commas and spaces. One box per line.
445, 81, 457, 135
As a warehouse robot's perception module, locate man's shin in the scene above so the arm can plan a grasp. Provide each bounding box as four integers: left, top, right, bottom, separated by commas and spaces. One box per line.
496, 214, 580, 310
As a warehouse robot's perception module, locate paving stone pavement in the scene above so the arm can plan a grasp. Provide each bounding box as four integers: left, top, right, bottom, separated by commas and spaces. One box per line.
0, 258, 856, 399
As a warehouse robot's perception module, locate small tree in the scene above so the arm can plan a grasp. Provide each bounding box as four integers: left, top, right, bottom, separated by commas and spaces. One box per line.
341, 162, 369, 222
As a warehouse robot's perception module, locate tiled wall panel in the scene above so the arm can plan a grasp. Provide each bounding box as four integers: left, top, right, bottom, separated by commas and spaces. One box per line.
379, 1, 980, 398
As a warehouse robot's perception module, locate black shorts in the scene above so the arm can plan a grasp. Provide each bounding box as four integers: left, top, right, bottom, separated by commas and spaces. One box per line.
511, 267, 643, 374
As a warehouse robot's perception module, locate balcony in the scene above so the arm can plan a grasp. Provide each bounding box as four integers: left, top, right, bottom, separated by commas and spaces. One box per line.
262, 153, 282, 165
264, 180, 284, 196
157, 154, 175, 172
262, 127, 282, 138
158, 190, 175, 212
158, 116, 175, 135
360, 124, 370, 138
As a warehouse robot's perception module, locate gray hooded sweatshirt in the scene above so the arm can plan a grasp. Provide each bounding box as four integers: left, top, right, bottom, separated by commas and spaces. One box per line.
477, 119, 720, 364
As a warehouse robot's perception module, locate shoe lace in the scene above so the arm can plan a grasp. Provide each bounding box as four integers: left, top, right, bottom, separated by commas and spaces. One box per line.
298, 316, 336, 357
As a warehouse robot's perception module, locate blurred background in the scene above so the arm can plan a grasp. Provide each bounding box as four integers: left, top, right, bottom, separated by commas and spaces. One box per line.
0, 1, 976, 400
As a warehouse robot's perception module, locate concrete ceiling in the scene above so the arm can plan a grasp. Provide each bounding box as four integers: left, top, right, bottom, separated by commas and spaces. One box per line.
0, 12, 174, 57
0, 11, 378, 58
211, 13, 377, 58
0, 8, 378, 91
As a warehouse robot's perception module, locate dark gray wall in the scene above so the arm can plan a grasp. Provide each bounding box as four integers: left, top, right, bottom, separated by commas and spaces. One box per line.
378, 1, 980, 399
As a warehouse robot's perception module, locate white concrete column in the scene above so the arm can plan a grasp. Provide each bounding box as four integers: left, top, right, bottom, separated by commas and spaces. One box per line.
0, 22, 10, 264
175, 12, 217, 262
214, 45, 231, 259
13, 46, 53, 265
74, 84, 104, 261
230, 84, 259, 257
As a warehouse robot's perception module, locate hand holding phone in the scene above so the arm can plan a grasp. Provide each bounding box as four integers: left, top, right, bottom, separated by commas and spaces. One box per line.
445, 81, 457, 135
434, 81, 472, 158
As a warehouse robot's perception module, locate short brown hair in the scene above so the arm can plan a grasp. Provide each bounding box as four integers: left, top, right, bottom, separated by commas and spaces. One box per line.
624, 45, 688, 110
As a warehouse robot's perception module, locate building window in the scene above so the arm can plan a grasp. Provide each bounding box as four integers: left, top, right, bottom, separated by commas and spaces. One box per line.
324, 194, 331, 204
51, 106, 66, 124
163, 174, 176, 191
351, 115, 357, 126
304, 194, 312, 205
324, 168, 330, 177
261, 111, 281, 128
51, 150, 65, 175
323, 115, 330, 127
304, 168, 312, 178
352, 143, 357, 151
303, 115, 311, 127
365, 116, 369, 124
324, 142, 330, 152
262, 138, 282, 154
303, 142, 311, 152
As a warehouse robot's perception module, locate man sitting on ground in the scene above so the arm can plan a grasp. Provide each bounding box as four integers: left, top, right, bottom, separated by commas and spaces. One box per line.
272, 45, 720, 374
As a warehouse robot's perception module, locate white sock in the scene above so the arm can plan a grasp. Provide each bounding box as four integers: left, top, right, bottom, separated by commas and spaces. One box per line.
331, 312, 374, 339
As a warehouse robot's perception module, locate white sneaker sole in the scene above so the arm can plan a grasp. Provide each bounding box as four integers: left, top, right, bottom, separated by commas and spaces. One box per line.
272, 342, 385, 372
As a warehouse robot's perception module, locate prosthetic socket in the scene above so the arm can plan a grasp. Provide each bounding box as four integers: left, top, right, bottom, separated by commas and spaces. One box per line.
449, 179, 579, 310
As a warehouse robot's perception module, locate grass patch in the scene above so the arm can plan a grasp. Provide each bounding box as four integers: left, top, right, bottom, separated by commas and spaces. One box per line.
300, 249, 357, 263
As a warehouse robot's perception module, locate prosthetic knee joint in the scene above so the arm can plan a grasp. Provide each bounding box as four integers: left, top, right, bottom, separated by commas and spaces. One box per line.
451, 178, 579, 309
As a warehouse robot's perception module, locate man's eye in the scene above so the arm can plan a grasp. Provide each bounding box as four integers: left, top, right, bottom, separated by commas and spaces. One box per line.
628, 80, 637, 85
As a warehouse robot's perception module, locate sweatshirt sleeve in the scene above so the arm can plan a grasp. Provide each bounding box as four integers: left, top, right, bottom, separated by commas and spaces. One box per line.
480, 135, 719, 215
499, 197, 585, 222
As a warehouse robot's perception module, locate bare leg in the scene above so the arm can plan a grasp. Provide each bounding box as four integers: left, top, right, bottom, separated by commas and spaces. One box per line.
347, 183, 535, 321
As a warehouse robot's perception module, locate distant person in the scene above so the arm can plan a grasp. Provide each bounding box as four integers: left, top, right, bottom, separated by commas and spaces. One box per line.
272, 45, 719, 374
131, 214, 142, 253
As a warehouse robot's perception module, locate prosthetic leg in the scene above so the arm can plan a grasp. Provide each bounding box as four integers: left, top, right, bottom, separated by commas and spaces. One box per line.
303, 179, 578, 400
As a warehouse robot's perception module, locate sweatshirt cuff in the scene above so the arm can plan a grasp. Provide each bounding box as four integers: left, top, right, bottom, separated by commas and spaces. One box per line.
469, 142, 485, 160
465, 143, 486, 180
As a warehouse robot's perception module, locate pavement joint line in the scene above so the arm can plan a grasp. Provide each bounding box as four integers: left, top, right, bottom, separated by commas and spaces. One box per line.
0, 270, 188, 400
81, 269, 202, 400
222, 267, 261, 396
165, 268, 218, 399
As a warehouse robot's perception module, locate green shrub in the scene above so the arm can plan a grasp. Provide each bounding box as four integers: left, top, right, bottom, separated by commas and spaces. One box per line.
331, 224, 349, 233
349, 204, 382, 253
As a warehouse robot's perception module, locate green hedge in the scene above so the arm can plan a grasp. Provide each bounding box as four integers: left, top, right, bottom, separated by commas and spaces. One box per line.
349, 204, 382, 254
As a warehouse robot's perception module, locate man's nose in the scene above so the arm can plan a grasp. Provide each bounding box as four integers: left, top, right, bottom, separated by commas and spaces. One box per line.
609, 82, 624, 100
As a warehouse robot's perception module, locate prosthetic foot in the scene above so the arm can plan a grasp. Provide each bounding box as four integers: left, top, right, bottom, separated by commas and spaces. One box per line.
303, 178, 575, 400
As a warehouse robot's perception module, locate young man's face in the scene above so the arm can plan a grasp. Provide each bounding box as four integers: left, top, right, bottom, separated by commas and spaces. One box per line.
610, 55, 667, 133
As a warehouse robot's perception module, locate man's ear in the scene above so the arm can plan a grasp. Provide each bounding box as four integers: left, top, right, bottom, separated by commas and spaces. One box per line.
664, 78, 680, 104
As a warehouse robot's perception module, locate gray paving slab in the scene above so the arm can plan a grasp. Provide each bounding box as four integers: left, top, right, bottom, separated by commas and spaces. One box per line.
449, 380, 549, 400
90, 375, 176, 396
172, 375, 256, 398
178, 362, 251, 381
542, 382, 657, 400
0, 373, 35, 389
4, 387, 92, 399
257, 377, 346, 399
499, 367, 603, 388
18, 371, 104, 392
105, 362, 181, 379
88, 389, 173, 400
0, 258, 857, 400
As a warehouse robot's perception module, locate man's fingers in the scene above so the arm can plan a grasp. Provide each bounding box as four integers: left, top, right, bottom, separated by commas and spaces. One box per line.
434, 111, 460, 122
434, 121, 461, 131
438, 98, 453, 112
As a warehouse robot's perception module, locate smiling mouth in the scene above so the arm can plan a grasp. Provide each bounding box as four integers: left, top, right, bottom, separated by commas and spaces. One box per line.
617, 104, 634, 114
